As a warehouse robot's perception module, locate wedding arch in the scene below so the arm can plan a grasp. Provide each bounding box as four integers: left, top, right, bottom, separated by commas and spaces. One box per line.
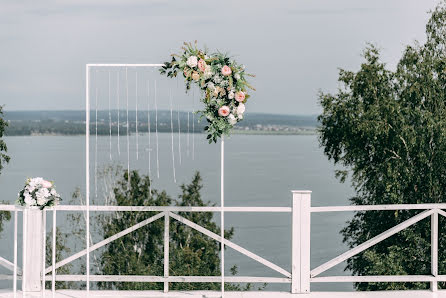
83, 45, 257, 294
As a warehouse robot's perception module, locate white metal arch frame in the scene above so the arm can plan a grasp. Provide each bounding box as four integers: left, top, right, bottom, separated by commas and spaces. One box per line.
85, 63, 228, 294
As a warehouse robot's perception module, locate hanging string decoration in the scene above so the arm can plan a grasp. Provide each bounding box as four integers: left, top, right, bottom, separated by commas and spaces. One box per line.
169, 87, 176, 183
95, 87, 98, 199
154, 80, 160, 178
125, 68, 130, 185
192, 88, 195, 160
160, 41, 255, 143
177, 104, 181, 165
187, 111, 190, 157
108, 71, 112, 161
147, 79, 152, 192
117, 72, 121, 156
135, 72, 139, 160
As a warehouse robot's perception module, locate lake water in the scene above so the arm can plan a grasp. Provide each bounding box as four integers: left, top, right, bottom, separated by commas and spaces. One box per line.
0, 134, 355, 291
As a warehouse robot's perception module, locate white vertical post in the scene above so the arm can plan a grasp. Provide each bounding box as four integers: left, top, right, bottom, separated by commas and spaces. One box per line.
13, 210, 17, 296
22, 207, 43, 292
221, 136, 225, 296
42, 209, 46, 293
52, 208, 56, 294
85, 64, 91, 292
291, 190, 311, 294
431, 210, 438, 292
164, 213, 169, 293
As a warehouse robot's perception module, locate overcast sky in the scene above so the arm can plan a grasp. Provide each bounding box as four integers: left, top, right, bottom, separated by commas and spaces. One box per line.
0, 0, 439, 115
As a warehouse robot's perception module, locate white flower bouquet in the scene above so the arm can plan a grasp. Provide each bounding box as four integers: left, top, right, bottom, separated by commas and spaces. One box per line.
17, 177, 61, 209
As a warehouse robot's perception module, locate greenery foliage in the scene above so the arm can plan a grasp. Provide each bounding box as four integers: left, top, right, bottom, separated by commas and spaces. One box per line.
0, 106, 10, 236
98, 170, 250, 290
318, 2, 446, 291
65, 169, 252, 291
45, 228, 73, 289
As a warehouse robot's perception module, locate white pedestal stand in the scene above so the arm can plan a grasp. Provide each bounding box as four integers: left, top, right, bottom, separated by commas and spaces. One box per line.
22, 207, 43, 292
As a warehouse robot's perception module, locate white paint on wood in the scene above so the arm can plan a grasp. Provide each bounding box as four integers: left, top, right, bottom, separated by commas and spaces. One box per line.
22, 208, 43, 292
312, 203, 446, 212
164, 213, 169, 293
291, 191, 311, 294
311, 209, 434, 277
13, 210, 18, 296
45, 212, 165, 274
431, 210, 438, 292
42, 209, 46, 292
0, 257, 17, 273
52, 208, 56, 294
437, 209, 446, 218
0, 205, 21, 211
86, 64, 90, 293
52, 205, 291, 213
168, 212, 291, 278
44, 275, 290, 283
311, 275, 436, 283
300, 192, 311, 293
4, 289, 446, 298
87, 64, 164, 67
291, 192, 301, 294
221, 136, 225, 296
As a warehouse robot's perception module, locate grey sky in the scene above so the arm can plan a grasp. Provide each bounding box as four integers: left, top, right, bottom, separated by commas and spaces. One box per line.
0, 0, 439, 115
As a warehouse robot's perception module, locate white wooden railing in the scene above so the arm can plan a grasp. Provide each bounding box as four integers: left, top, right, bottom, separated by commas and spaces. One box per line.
1, 190, 446, 295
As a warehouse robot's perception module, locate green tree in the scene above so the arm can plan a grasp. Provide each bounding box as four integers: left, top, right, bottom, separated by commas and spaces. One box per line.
96, 170, 246, 291
0, 106, 10, 235
318, 2, 446, 291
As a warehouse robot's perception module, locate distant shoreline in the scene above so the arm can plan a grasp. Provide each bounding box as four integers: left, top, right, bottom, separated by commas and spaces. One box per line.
3, 110, 318, 137
4, 130, 317, 137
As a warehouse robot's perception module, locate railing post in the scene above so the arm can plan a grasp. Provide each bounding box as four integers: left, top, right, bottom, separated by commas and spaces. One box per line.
22, 207, 43, 292
291, 190, 311, 294
431, 209, 438, 292
164, 212, 170, 293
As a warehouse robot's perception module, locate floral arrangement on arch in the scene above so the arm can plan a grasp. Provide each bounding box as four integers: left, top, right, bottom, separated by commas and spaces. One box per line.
160, 41, 255, 143
17, 177, 61, 209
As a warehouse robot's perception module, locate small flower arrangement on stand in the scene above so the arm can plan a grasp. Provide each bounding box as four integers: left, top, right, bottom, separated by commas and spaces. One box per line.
17, 177, 61, 209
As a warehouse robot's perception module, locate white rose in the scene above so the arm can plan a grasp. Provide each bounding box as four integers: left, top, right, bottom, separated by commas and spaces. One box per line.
204, 65, 214, 79
37, 196, 47, 206
207, 82, 215, 90
24, 193, 33, 205
237, 103, 246, 115
234, 73, 241, 80
228, 91, 235, 99
30, 177, 43, 186
37, 188, 50, 198
50, 189, 57, 196
186, 56, 198, 68
228, 114, 237, 125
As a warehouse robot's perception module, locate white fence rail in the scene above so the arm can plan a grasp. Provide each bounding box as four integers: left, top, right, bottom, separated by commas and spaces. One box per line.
1, 191, 446, 295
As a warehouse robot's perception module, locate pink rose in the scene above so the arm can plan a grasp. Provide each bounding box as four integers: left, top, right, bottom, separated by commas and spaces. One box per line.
218, 106, 230, 117
198, 59, 206, 72
42, 180, 52, 188
221, 65, 232, 76
235, 91, 245, 102
183, 69, 189, 78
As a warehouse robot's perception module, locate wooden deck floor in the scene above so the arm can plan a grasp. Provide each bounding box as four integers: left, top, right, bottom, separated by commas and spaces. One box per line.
0, 290, 445, 298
